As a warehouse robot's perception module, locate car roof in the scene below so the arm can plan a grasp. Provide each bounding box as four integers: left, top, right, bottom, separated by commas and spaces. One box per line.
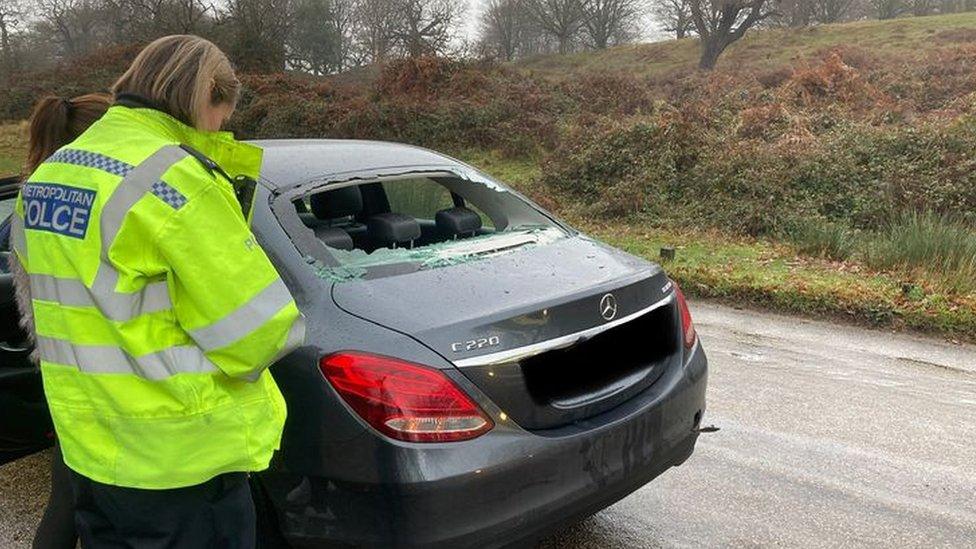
250, 139, 459, 189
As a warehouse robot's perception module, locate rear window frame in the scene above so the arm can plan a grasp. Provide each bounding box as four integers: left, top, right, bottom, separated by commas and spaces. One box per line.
268, 165, 574, 278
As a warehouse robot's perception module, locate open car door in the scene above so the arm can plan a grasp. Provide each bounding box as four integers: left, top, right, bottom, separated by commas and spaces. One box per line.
0, 176, 54, 464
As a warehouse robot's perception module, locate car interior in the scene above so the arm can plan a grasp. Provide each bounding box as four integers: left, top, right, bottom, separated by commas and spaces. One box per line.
0, 180, 28, 355
293, 176, 497, 254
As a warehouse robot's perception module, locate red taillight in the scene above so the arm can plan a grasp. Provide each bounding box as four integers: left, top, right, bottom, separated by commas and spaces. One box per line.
673, 282, 697, 350
319, 352, 494, 443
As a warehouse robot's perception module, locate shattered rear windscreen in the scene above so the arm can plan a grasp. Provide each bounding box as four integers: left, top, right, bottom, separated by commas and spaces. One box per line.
281, 169, 569, 280
330, 226, 566, 268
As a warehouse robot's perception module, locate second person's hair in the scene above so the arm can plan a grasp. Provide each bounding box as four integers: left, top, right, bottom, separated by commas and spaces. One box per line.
26, 94, 112, 175
111, 35, 241, 129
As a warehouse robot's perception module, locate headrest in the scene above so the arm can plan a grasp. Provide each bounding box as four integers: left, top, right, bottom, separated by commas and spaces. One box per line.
368, 213, 421, 247
436, 207, 482, 237
314, 227, 354, 251
297, 212, 319, 229
311, 186, 363, 220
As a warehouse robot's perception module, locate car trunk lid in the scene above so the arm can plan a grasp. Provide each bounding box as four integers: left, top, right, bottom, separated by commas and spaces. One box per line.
331, 236, 682, 430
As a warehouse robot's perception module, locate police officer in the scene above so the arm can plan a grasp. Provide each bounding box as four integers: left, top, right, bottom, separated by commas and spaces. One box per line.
10, 35, 304, 548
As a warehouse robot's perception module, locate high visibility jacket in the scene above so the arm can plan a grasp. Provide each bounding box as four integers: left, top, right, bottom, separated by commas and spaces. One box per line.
10, 104, 304, 489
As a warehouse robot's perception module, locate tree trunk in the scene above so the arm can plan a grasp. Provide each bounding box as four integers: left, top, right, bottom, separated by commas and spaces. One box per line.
558, 34, 570, 54
0, 21, 9, 72
676, 10, 690, 39
504, 41, 516, 61
790, 0, 813, 27
698, 36, 726, 70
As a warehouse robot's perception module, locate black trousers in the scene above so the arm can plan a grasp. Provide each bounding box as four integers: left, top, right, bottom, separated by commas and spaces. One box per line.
33, 441, 78, 549
69, 470, 256, 549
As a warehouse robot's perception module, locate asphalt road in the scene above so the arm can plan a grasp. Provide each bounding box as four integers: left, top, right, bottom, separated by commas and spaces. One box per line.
540, 302, 976, 548
2, 302, 974, 548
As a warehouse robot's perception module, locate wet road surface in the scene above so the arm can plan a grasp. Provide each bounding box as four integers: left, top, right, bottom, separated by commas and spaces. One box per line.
540, 302, 976, 548
2, 302, 974, 548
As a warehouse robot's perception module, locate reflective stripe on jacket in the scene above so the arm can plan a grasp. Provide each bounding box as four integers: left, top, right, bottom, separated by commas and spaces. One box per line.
11, 104, 304, 489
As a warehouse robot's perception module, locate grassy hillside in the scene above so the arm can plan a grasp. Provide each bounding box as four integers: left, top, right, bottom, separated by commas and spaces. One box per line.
518, 12, 976, 77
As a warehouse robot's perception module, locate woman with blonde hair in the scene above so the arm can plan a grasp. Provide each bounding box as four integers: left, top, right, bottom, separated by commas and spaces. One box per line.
13, 35, 303, 548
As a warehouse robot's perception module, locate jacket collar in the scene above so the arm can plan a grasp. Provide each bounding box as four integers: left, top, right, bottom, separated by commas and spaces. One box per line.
109, 94, 263, 180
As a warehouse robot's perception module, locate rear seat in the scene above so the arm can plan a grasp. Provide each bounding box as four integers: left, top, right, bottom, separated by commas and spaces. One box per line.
368, 213, 421, 249
304, 186, 368, 250
435, 206, 482, 239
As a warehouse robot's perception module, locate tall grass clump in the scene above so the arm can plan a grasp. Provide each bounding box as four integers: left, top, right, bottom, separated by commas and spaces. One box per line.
783, 218, 858, 260
864, 211, 976, 294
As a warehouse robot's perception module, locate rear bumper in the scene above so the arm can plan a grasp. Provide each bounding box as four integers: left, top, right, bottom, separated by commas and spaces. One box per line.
261, 345, 708, 548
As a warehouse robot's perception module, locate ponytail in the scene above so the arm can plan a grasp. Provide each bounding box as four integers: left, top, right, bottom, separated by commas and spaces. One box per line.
25, 93, 112, 175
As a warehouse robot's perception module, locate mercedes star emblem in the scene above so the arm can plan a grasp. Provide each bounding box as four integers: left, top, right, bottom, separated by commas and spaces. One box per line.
600, 293, 618, 321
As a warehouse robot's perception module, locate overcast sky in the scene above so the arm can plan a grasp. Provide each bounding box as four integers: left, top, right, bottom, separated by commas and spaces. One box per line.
464, 0, 485, 35
460, 0, 489, 44
459, 0, 669, 45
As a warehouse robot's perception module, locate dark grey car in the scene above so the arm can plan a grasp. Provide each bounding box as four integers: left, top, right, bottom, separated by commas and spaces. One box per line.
0, 140, 708, 548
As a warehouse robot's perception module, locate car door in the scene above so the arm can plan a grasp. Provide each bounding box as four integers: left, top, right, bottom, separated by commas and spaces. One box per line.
0, 177, 54, 464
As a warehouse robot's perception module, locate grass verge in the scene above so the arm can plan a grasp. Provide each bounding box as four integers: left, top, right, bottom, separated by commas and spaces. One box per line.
0, 122, 25, 176
863, 212, 976, 296
589, 223, 975, 342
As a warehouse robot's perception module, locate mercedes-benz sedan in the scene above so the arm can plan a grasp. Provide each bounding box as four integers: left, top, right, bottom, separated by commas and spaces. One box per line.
0, 141, 708, 548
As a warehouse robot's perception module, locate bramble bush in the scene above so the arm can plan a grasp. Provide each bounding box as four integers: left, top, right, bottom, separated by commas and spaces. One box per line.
228, 57, 569, 157
539, 50, 976, 230
0, 44, 144, 120
545, 112, 976, 231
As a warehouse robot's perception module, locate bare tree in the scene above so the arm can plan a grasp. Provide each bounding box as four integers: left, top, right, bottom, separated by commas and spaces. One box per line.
35, 0, 76, 55
328, 0, 356, 67
908, 0, 934, 14
814, 0, 855, 22
937, 0, 960, 12
517, 10, 559, 55
525, 0, 589, 54
97, 0, 214, 41
480, 0, 525, 60
870, 0, 903, 18
36, 0, 107, 57
391, 0, 465, 57
581, 0, 642, 48
772, 0, 813, 25
652, 0, 695, 39
94, 0, 139, 43
287, 0, 354, 72
224, 0, 294, 71
289, 0, 340, 73
937, 0, 968, 12
164, 0, 215, 33
353, 0, 398, 62
689, 0, 775, 70
0, 0, 25, 71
